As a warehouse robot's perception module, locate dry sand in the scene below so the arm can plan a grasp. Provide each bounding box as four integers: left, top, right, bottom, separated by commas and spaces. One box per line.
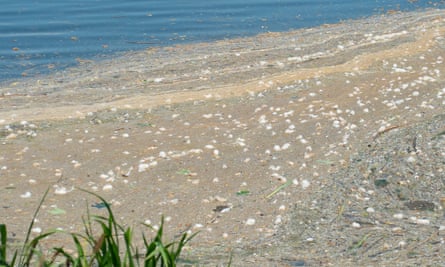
1, 9, 445, 266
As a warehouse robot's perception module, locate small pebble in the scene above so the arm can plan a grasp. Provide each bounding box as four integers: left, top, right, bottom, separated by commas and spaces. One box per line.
393, 213, 404, 219
392, 227, 403, 233
415, 218, 430, 225
406, 156, 416, 163
214, 196, 227, 202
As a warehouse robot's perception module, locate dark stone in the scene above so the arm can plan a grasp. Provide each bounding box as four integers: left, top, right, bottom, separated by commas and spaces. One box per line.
374, 179, 389, 188
404, 200, 435, 211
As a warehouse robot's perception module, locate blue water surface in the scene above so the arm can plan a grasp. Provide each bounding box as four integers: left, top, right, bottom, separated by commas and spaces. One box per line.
1, 0, 444, 82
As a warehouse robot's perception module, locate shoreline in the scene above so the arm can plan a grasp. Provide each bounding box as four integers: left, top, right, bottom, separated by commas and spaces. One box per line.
1, 9, 444, 125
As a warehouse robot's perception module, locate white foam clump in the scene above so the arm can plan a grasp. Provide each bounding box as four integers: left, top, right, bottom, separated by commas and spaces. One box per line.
258, 115, 268, 124
184, 149, 202, 154
159, 151, 168, 158
369, 31, 407, 42
32, 227, 42, 234
235, 138, 246, 146
138, 161, 158, 172
406, 156, 416, 163
20, 192, 32, 198
102, 184, 113, 191
301, 180, 310, 189
281, 143, 291, 150
269, 165, 281, 171
393, 213, 404, 219
275, 215, 283, 225
410, 217, 430, 225
54, 185, 74, 195
332, 120, 341, 128
245, 218, 256, 226
297, 135, 308, 144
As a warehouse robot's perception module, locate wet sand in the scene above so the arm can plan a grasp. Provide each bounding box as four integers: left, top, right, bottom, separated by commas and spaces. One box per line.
1, 9, 445, 266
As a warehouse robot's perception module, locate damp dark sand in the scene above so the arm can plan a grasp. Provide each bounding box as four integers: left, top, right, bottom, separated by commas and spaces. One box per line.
1, 9, 445, 266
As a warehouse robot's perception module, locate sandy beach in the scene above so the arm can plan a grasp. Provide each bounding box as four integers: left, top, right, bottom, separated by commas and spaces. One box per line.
1, 9, 445, 266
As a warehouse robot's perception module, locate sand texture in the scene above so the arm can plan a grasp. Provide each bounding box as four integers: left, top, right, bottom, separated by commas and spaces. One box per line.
1, 9, 445, 266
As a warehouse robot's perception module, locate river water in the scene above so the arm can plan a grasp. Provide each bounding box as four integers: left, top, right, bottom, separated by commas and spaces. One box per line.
1, 0, 444, 82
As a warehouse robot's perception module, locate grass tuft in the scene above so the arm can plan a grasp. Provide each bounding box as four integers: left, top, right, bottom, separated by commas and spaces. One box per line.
0, 188, 197, 266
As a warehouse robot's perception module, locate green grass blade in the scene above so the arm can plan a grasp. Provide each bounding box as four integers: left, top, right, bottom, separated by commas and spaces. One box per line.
142, 233, 156, 267
78, 188, 120, 245
79, 187, 128, 266
9, 251, 17, 267
51, 247, 76, 265
0, 224, 7, 264
71, 234, 86, 260
123, 227, 135, 267
156, 241, 173, 267
2, 188, 196, 267
24, 231, 56, 266
18, 187, 50, 266
265, 180, 292, 199
171, 231, 198, 262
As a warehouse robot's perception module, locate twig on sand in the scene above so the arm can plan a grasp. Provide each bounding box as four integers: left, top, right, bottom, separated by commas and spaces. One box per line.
372, 125, 403, 140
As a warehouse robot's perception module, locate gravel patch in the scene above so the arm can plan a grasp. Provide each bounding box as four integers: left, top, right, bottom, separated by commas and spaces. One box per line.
279, 114, 445, 266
